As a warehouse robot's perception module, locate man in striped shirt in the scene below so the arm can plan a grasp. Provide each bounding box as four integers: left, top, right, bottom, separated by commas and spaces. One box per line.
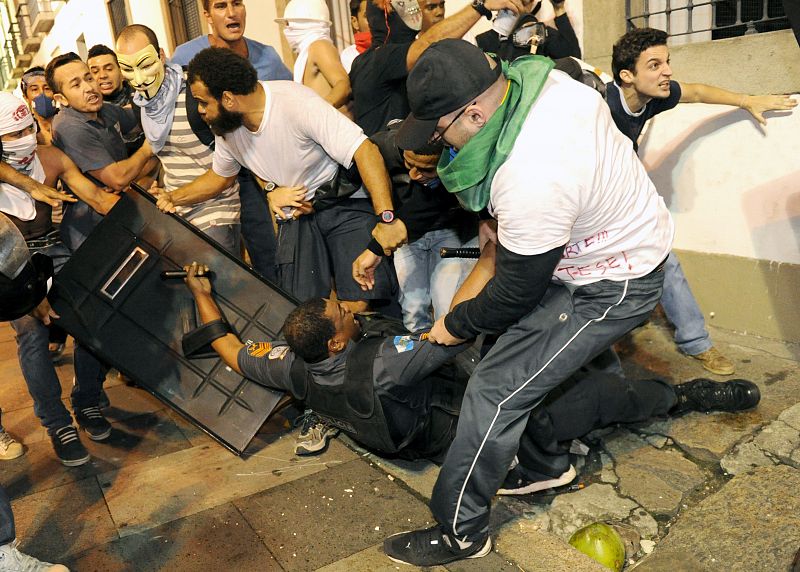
115, 25, 241, 255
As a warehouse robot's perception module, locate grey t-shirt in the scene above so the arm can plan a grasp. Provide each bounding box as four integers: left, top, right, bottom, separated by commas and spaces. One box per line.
52, 103, 139, 172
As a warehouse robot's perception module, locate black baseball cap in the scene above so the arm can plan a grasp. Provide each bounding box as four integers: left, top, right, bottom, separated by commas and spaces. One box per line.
396, 39, 501, 150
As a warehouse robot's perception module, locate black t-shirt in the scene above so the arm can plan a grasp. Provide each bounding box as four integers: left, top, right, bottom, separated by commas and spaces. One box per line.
475, 14, 581, 61
605, 80, 682, 151
371, 127, 476, 243
350, 42, 412, 136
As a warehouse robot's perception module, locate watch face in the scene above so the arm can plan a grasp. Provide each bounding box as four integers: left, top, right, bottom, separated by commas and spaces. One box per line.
380, 210, 395, 223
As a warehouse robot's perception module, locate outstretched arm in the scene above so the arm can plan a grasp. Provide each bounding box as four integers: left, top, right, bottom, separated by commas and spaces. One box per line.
407, 0, 526, 69
679, 82, 797, 125
0, 161, 76, 208
183, 262, 244, 374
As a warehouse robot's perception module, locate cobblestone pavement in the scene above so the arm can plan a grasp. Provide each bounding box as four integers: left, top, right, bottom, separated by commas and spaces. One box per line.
1, 317, 798, 571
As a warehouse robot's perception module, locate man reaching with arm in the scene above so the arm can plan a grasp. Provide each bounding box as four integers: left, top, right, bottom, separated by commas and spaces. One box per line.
605, 27, 797, 376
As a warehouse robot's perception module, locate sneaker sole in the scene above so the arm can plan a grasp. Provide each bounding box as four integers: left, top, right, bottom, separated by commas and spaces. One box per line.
81, 426, 112, 441
294, 430, 340, 456
497, 465, 577, 496
0, 448, 24, 461
385, 535, 492, 566
59, 452, 91, 467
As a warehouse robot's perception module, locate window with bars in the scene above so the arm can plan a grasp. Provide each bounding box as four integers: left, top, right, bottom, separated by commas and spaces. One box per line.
626, 0, 790, 43
167, 0, 203, 47
107, 0, 128, 38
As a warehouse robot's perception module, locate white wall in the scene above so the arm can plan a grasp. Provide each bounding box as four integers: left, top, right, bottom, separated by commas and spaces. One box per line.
639, 96, 800, 264
31, 0, 115, 66
242, 0, 284, 55
128, 0, 172, 57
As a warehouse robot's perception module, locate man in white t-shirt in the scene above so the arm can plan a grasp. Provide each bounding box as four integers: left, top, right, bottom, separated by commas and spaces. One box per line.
152, 47, 406, 310
378, 39, 674, 567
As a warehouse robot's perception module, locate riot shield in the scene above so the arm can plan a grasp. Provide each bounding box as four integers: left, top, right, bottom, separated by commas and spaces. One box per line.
50, 187, 296, 455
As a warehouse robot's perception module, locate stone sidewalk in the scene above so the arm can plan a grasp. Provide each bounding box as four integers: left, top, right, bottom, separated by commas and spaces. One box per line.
1, 317, 799, 571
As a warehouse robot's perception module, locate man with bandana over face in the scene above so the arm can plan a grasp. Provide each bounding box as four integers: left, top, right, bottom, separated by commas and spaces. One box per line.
0, 92, 119, 467
115, 24, 241, 256
349, 0, 525, 136
276, 0, 352, 110
341, 0, 371, 74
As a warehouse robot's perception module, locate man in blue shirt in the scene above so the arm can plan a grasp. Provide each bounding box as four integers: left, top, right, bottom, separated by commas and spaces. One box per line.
171, 0, 292, 283
606, 27, 797, 376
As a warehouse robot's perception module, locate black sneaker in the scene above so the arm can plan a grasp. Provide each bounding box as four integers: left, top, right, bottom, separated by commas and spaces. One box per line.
383, 525, 492, 566
671, 378, 761, 415
75, 406, 112, 441
497, 464, 577, 496
50, 426, 90, 467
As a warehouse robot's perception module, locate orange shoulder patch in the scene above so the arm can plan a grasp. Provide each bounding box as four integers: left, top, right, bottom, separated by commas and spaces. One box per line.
247, 342, 273, 358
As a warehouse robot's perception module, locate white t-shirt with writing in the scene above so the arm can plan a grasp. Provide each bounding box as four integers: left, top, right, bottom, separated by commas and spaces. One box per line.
212, 80, 367, 201
489, 70, 674, 285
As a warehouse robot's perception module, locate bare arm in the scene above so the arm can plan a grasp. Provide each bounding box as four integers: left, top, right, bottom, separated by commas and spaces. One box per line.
151, 169, 236, 213
353, 139, 408, 254
89, 139, 154, 192
407, 0, 525, 70
679, 82, 797, 126
0, 160, 76, 208
48, 147, 120, 215
184, 262, 244, 375
311, 40, 352, 108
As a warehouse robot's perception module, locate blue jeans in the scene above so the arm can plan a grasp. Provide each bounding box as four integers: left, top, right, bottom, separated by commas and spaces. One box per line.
0, 486, 13, 545
393, 230, 476, 332
238, 172, 277, 282
661, 251, 712, 356
9, 243, 107, 435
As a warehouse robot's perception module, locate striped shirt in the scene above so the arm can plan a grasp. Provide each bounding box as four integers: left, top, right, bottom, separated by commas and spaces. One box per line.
158, 86, 240, 230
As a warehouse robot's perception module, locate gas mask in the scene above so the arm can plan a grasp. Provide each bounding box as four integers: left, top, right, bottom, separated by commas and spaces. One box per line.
33, 93, 59, 119
0, 213, 53, 321
390, 0, 422, 31
117, 44, 166, 100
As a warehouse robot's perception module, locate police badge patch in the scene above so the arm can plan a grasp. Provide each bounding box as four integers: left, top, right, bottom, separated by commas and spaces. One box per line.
393, 335, 415, 353
268, 345, 290, 360
247, 342, 272, 357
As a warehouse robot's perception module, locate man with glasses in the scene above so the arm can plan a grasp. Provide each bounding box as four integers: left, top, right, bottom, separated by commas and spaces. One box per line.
380, 38, 675, 566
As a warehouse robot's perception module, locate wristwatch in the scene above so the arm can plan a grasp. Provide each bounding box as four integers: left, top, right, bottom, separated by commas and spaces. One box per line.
263, 181, 276, 192
471, 0, 492, 20
378, 210, 396, 224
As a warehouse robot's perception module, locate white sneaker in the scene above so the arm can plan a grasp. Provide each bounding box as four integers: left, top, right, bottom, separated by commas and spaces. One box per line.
0, 539, 69, 571
0, 430, 23, 461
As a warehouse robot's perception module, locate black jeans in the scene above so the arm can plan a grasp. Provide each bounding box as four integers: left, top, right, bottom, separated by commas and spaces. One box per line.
0, 485, 13, 545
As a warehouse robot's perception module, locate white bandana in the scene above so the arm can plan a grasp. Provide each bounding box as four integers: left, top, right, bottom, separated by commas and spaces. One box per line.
283, 21, 332, 83
0, 93, 41, 221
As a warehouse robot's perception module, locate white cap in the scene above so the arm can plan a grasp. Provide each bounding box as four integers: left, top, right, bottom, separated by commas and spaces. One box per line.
275, 0, 331, 23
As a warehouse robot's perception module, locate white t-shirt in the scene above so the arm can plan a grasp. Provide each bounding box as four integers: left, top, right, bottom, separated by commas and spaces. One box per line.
489, 70, 674, 285
212, 81, 367, 201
